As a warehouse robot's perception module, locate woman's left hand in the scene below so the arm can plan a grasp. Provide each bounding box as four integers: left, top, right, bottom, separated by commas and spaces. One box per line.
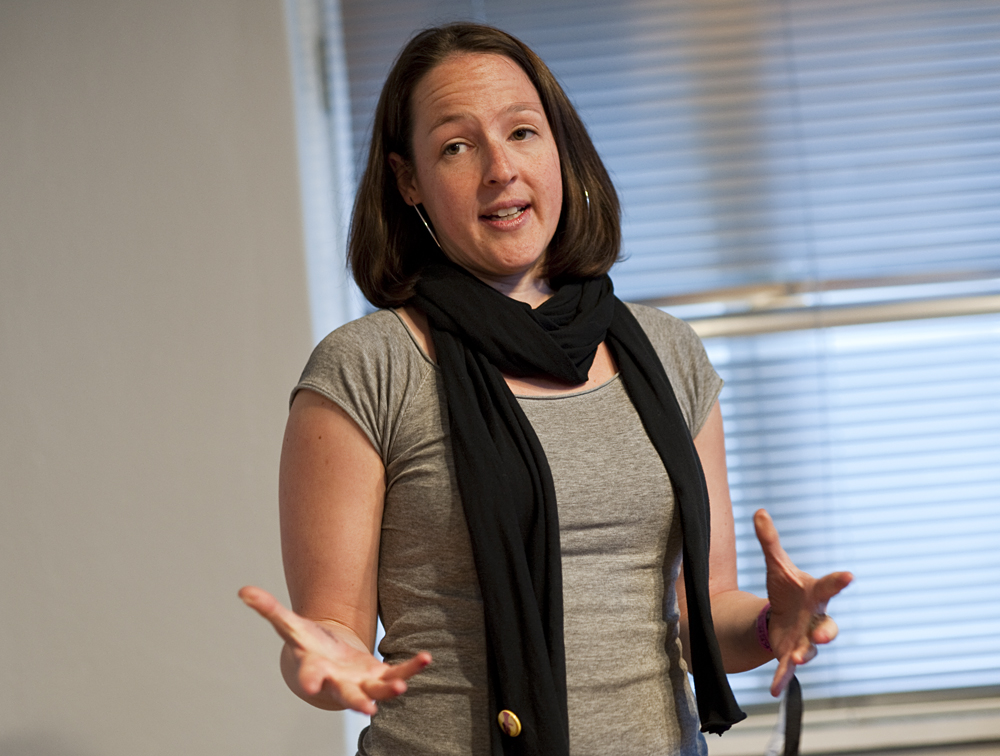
754, 509, 854, 697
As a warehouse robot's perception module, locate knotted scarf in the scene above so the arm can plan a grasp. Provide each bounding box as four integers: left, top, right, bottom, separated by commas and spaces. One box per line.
412, 262, 744, 755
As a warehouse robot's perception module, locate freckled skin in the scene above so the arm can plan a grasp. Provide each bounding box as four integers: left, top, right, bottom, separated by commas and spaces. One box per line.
390, 53, 564, 303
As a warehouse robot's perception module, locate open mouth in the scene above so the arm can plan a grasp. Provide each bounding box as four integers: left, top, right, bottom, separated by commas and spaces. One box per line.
483, 205, 528, 221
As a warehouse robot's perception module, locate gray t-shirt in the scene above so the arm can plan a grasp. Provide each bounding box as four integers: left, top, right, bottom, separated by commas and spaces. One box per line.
293, 303, 722, 756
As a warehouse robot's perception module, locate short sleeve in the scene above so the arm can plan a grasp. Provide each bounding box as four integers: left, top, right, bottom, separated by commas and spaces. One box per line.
625, 303, 723, 438
292, 310, 435, 463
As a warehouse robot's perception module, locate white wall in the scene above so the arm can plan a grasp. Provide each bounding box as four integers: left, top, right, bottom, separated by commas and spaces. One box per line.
0, 1, 347, 753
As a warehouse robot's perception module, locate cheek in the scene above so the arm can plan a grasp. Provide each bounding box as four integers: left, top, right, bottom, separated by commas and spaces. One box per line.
545, 160, 563, 213
422, 170, 471, 218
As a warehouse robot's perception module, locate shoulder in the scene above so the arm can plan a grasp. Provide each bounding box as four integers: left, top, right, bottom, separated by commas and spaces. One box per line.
622, 301, 722, 436
310, 309, 425, 362
289, 310, 441, 462
291, 310, 437, 450
624, 302, 706, 356
296, 310, 432, 396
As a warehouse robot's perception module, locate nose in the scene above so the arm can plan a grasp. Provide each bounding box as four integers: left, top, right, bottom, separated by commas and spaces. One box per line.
482, 140, 516, 187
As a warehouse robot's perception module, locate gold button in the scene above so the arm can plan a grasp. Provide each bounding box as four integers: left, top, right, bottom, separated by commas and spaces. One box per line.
497, 709, 522, 737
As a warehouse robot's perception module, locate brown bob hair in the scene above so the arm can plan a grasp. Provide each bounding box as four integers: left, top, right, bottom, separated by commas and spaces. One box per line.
349, 23, 621, 308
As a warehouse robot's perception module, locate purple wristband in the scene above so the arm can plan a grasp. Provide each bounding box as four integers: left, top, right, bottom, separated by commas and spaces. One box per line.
756, 602, 773, 653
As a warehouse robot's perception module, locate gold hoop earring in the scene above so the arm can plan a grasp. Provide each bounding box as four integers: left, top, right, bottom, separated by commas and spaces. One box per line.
413, 204, 442, 250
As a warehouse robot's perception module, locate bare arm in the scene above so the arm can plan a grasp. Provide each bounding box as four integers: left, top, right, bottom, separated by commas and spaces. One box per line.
279, 389, 384, 650
677, 400, 852, 695
240, 389, 430, 713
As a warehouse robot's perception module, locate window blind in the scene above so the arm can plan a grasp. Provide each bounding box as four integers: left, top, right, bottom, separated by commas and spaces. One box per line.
332, 0, 1000, 707
707, 312, 1000, 705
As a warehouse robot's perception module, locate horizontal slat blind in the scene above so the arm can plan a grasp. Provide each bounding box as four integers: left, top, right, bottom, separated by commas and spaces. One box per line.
705, 313, 1000, 704
342, 2, 1000, 296
336, 0, 1000, 706
340, 0, 474, 177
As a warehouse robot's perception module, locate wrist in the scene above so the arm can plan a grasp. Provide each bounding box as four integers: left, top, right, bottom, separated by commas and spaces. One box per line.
756, 601, 773, 654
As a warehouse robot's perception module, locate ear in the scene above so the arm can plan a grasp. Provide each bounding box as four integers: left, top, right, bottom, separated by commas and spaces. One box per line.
388, 153, 421, 206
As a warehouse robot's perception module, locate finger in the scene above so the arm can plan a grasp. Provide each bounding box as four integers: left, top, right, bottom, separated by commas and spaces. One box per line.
753, 510, 794, 570
753, 509, 780, 553
328, 678, 379, 715
813, 571, 855, 604
238, 586, 312, 648
771, 654, 797, 697
791, 642, 817, 666
361, 675, 408, 701
297, 653, 334, 696
809, 614, 839, 644
239, 585, 278, 615
360, 652, 432, 702
381, 651, 432, 682
299, 659, 379, 715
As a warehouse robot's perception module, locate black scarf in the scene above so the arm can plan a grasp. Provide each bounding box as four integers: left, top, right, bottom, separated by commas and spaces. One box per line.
412, 263, 744, 755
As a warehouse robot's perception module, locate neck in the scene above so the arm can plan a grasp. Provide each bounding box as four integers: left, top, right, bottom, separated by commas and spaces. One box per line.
476, 270, 554, 309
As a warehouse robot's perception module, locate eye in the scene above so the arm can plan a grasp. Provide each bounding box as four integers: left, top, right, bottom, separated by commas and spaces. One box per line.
443, 142, 468, 156
511, 127, 536, 141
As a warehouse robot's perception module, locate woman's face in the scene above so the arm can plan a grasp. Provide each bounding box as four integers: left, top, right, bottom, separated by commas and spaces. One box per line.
390, 53, 563, 291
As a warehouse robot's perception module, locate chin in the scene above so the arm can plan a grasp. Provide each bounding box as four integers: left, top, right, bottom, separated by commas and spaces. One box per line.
494, 249, 548, 275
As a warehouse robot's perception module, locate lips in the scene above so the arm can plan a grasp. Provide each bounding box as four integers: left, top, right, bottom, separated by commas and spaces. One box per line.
482, 204, 529, 222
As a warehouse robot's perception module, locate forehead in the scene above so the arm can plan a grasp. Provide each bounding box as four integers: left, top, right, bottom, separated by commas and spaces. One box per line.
411, 53, 543, 128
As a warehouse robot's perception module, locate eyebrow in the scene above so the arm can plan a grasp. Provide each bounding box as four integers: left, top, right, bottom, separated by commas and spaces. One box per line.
428, 103, 545, 134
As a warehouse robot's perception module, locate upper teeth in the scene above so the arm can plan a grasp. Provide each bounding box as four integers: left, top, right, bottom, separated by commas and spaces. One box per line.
495, 206, 522, 217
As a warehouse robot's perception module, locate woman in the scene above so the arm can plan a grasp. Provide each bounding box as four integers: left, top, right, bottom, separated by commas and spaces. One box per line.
240, 23, 852, 756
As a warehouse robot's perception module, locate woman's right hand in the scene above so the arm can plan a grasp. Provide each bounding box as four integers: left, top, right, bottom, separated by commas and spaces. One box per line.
239, 585, 431, 715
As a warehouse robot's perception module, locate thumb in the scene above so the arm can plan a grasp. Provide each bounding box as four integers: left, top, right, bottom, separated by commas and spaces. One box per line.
239, 585, 311, 648
239, 585, 278, 614
753, 509, 784, 562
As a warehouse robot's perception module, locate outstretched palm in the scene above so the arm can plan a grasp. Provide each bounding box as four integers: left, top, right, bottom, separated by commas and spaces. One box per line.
754, 510, 853, 697
239, 586, 431, 714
